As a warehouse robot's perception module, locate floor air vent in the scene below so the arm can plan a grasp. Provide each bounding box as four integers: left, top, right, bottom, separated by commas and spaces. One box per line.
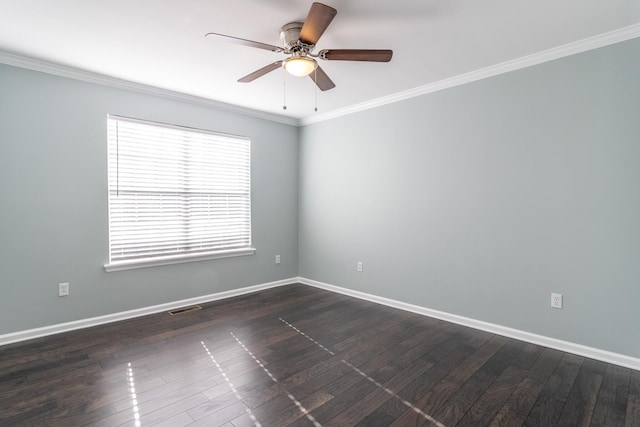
168, 305, 202, 315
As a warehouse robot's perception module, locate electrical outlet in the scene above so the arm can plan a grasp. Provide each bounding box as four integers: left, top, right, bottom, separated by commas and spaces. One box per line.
357, 261, 363, 272
551, 293, 563, 309
275, 255, 281, 264
59, 282, 69, 297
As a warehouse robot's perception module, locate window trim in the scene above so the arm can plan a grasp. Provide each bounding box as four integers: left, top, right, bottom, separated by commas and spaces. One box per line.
103, 115, 254, 272
104, 247, 256, 272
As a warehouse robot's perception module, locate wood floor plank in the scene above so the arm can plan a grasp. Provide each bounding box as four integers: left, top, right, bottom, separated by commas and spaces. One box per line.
330, 310, 419, 354
259, 389, 333, 427
354, 396, 405, 427
388, 334, 506, 426
525, 347, 564, 385
389, 334, 504, 426
240, 358, 347, 410
186, 398, 249, 426
357, 321, 451, 384
555, 358, 607, 426
323, 353, 436, 426
428, 339, 528, 426
489, 377, 545, 427
455, 363, 527, 426
369, 326, 452, 385
523, 352, 585, 426
626, 369, 640, 427
489, 347, 564, 427
307, 373, 379, 424
591, 364, 631, 427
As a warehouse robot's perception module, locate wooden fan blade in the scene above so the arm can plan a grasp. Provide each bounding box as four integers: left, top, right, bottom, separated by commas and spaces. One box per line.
205, 32, 283, 52
309, 66, 335, 91
320, 49, 393, 62
299, 2, 337, 45
238, 61, 283, 83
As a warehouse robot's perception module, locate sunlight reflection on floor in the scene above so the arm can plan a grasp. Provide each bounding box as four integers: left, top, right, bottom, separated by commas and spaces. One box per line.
200, 341, 262, 427
126, 362, 141, 427
230, 332, 323, 427
279, 317, 447, 427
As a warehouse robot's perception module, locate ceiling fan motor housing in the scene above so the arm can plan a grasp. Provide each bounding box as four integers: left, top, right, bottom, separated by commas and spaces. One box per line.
280, 22, 313, 53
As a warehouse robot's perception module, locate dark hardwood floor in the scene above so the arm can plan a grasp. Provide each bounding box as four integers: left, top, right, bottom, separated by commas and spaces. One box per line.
0, 284, 638, 426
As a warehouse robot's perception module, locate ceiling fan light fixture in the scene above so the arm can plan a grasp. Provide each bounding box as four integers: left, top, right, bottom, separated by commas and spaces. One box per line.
283, 56, 317, 77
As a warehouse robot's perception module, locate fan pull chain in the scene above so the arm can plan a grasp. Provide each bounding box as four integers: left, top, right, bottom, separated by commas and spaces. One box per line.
282, 68, 287, 110
116, 121, 120, 197
314, 68, 318, 112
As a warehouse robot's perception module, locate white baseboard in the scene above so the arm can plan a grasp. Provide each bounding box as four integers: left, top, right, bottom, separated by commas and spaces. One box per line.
4, 277, 639, 371
298, 277, 640, 371
0, 278, 297, 347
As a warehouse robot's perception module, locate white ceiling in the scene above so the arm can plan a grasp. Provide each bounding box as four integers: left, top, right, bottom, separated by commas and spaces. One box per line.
1, 0, 639, 122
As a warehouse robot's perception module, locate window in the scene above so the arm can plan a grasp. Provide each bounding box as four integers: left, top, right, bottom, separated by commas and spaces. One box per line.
105, 115, 253, 272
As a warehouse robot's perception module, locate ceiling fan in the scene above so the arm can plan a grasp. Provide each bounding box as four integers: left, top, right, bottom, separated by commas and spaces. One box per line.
205, 2, 393, 92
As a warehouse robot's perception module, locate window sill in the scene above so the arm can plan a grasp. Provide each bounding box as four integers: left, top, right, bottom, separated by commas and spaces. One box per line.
104, 247, 256, 272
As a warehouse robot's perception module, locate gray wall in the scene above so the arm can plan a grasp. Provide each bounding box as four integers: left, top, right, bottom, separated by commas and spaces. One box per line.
299, 39, 640, 358
0, 64, 299, 334
2, 38, 639, 360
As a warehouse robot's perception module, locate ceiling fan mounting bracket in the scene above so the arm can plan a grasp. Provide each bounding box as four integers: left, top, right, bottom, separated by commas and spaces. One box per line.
280, 22, 314, 54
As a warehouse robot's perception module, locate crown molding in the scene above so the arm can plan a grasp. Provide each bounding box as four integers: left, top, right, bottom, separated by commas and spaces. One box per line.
300, 23, 640, 126
2, 23, 639, 128
0, 50, 299, 127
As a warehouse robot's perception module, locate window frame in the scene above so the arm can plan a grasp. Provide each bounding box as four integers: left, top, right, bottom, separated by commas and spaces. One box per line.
104, 115, 255, 272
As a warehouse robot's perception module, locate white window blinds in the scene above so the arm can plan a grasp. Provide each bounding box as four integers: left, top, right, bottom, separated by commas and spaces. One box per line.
106, 116, 252, 268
